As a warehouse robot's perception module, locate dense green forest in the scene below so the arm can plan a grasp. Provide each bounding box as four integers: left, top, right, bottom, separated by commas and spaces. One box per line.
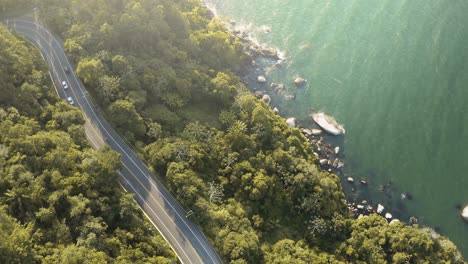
1, 0, 466, 263
0, 25, 176, 263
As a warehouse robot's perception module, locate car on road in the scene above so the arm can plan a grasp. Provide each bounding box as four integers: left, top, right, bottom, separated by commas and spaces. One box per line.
66, 97, 74, 105
64, 67, 70, 73
62, 80, 69, 89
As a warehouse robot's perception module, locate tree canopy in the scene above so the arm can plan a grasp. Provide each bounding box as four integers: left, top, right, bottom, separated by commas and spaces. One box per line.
34, 0, 466, 262
1, 0, 465, 263
0, 23, 176, 263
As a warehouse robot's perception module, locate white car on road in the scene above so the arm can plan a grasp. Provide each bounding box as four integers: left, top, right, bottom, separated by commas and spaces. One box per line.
62, 80, 68, 89
67, 97, 74, 105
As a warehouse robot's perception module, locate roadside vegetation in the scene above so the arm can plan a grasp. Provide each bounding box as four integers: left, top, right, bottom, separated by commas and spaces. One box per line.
0, 24, 176, 263
1, 0, 465, 263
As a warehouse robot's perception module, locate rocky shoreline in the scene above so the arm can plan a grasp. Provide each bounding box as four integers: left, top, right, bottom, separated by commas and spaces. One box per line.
203, 2, 419, 225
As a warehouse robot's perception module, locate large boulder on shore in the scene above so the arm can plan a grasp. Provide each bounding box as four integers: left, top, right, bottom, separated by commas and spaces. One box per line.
377, 204, 384, 214
462, 205, 468, 221
286, 117, 296, 128
259, 47, 279, 59
294, 77, 306, 87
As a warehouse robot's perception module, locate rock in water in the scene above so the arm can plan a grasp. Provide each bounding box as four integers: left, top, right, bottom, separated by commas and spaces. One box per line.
254, 91, 264, 99
302, 128, 312, 136
377, 204, 384, 214
409, 216, 418, 225
385, 213, 393, 219
259, 47, 278, 59
462, 205, 468, 221
286, 117, 296, 128
311, 112, 346, 135
332, 159, 339, 168
401, 192, 413, 200
257, 75, 266, 83
294, 77, 306, 87
347, 177, 354, 183
334, 146, 340, 154
311, 129, 322, 135
262, 94, 271, 104
277, 83, 285, 91
337, 160, 345, 169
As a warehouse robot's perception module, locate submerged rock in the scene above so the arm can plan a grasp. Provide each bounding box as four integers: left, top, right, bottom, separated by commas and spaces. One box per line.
401, 192, 413, 200
276, 83, 285, 91
294, 77, 306, 87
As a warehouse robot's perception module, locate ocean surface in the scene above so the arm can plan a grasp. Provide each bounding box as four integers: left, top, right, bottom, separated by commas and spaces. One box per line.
205, 0, 468, 256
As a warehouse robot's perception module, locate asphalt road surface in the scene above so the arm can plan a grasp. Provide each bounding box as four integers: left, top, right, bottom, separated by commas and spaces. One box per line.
5, 18, 222, 264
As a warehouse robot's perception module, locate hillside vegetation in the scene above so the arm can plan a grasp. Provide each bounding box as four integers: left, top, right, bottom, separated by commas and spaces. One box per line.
1, 0, 465, 263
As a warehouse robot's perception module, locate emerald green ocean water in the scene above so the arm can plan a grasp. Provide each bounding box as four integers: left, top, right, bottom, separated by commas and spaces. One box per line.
205, 0, 468, 256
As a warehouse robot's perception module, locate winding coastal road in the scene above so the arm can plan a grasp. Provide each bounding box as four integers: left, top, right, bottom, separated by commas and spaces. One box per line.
5, 18, 222, 264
